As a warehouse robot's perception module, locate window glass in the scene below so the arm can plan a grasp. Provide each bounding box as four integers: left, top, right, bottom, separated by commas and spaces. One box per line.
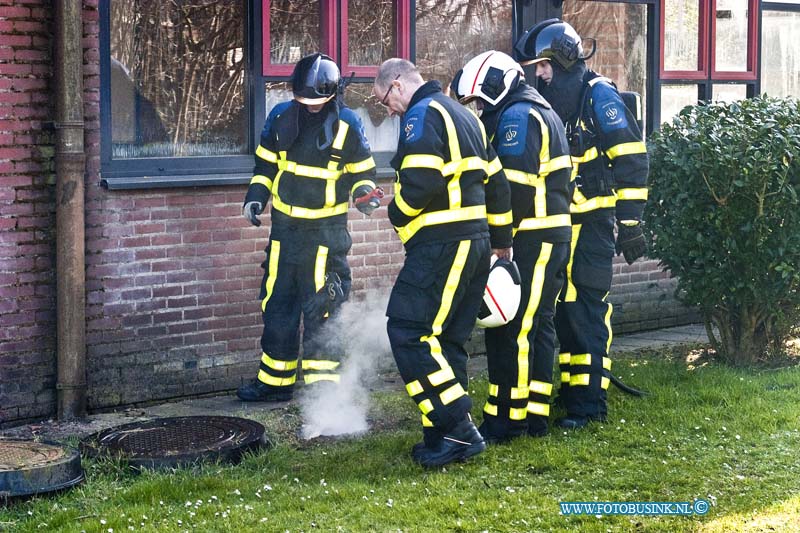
109, 1, 246, 159
347, 0, 395, 66
562, 1, 648, 130
761, 10, 800, 97
415, 0, 512, 87
269, 0, 320, 64
715, 0, 749, 71
712, 83, 747, 101
663, 0, 701, 71
660, 84, 699, 124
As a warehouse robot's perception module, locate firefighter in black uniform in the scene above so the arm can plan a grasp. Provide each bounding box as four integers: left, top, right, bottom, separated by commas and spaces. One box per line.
237, 53, 380, 402
515, 20, 649, 429
451, 50, 572, 441
372, 58, 513, 467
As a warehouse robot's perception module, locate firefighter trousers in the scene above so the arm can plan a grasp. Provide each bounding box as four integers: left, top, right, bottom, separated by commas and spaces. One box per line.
255, 236, 351, 392
555, 213, 615, 419
483, 237, 569, 437
386, 236, 491, 434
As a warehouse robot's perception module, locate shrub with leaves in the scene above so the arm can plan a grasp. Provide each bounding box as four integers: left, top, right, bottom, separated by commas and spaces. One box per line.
646, 96, 800, 365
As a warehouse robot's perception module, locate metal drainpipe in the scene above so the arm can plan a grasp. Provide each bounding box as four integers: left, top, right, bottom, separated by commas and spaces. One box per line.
54, 0, 87, 419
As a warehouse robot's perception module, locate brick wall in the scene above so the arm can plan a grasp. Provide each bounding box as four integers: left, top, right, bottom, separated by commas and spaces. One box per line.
0, 2, 697, 427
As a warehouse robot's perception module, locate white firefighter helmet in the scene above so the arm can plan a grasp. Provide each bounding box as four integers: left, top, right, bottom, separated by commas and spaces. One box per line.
452, 50, 524, 107
476, 257, 522, 328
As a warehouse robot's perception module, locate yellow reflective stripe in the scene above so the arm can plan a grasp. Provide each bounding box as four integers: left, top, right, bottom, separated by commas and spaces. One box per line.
564, 224, 581, 302
428, 367, 456, 387
540, 154, 572, 174
571, 354, 592, 366
406, 380, 424, 397
302, 359, 339, 371
570, 194, 617, 214
504, 168, 537, 185
276, 160, 342, 180
441, 156, 488, 177
529, 108, 550, 172
510, 407, 528, 420
483, 403, 498, 416
606, 141, 647, 159
332, 120, 349, 150
440, 383, 466, 405
394, 190, 423, 217
527, 401, 550, 416
418, 399, 434, 415
571, 146, 599, 164
561, 372, 570, 383
258, 369, 296, 387
529, 380, 553, 396
570, 374, 591, 386
344, 156, 376, 174
430, 100, 461, 161
488, 383, 499, 397
559, 353, 571, 365
272, 196, 349, 219
487, 210, 513, 226
350, 179, 376, 196
616, 187, 648, 201
422, 414, 434, 427
604, 300, 614, 353
487, 156, 503, 176
515, 243, 552, 388
510, 386, 528, 400
256, 145, 278, 163
261, 240, 281, 312
603, 357, 612, 371
305, 374, 341, 384
396, 205, 486, 243
515, 214, 571, 232
401, 154, 444, 171
314, 245, 328, 292
261, 352, 297, 371
250, 174, 273, 190
601, 377, 610, 390
447, 175, 462, 208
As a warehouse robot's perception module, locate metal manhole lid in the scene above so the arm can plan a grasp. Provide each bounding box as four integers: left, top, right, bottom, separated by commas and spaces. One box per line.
0, 438, 84, 498
80, 416, 268, 469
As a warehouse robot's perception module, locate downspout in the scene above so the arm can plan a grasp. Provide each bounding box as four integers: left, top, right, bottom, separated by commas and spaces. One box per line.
54, 0, 87, 419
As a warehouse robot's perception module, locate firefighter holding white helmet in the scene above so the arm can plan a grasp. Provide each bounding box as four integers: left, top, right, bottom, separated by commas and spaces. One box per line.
452, 50, 572, 442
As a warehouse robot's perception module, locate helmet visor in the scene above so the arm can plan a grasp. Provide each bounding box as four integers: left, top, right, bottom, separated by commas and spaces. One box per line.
303, 60, 339, 98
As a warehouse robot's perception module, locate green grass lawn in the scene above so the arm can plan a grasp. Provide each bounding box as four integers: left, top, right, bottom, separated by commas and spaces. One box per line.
2, 345, 800, 532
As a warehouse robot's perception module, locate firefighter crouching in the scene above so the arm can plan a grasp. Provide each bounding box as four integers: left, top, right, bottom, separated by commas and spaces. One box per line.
515, 20, 649, 428
451, 50, 572, 442
237, 53, 380, 402
372, 59, 513, 467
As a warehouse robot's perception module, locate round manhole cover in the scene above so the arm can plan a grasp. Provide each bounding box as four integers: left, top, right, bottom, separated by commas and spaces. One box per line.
0, 438, 84, 498
80, 416, 268, 469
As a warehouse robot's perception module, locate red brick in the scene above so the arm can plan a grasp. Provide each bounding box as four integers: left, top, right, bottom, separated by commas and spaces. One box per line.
0, 6, 31, 18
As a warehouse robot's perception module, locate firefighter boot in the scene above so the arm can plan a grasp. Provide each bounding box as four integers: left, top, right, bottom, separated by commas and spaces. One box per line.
478, 416, 526, 445
411, 427, 443, 457
236, 380, 293, 402
412, 417, 486, 468
556, 414, 605, 430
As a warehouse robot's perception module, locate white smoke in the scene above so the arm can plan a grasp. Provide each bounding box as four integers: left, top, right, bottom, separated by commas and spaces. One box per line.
299, 291, 394, 439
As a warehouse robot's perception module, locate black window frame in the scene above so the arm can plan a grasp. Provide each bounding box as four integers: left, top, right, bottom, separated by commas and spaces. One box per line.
98, 0, 265, 190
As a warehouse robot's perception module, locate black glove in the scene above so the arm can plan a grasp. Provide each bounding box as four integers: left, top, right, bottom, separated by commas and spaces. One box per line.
243, 201, 263, 227
353, 186, 384, 216
615, 222, 647, 265
303, 272, 345, 321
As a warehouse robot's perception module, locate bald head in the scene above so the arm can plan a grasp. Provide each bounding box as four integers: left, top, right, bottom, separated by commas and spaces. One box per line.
376, 58, 423, 88
373, 58, 426, 118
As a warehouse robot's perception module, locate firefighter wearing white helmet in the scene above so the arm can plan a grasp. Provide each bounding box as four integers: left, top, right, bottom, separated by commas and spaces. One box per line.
452, 50, 572, 442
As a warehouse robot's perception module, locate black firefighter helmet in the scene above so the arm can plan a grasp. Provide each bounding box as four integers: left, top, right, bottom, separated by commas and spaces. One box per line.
514, 18, 595, 70
292, 53, 340, 105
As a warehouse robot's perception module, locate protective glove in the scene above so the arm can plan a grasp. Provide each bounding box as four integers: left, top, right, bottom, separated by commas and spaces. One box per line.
303, 272, 345, 321
243, 201, 263, 227
353, 186, 384, 216
615, 221, 647, 265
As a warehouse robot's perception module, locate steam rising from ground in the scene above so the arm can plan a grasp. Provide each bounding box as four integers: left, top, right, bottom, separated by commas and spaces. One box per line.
299, 291, 393, 439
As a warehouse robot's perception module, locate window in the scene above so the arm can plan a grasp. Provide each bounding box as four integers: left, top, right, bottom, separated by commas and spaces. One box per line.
99, 0, 257, 188
761, 3, 800, 97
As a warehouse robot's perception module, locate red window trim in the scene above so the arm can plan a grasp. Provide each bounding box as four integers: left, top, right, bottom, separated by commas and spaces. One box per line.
660, 0, 758, 81
263, 0, 410, 78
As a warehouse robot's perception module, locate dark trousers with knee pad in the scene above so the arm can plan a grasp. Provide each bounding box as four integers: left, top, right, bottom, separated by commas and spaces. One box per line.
483, 236, 569, 437
387, 237, 490, 435
555, 212, 615, 419
256, 234, 351, 391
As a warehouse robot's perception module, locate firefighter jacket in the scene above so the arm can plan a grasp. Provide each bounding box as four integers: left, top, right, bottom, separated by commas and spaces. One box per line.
244, 100, 377, 249
485, 83, 572, 243
387, 80, 513, 250
567, 71, 648, 224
